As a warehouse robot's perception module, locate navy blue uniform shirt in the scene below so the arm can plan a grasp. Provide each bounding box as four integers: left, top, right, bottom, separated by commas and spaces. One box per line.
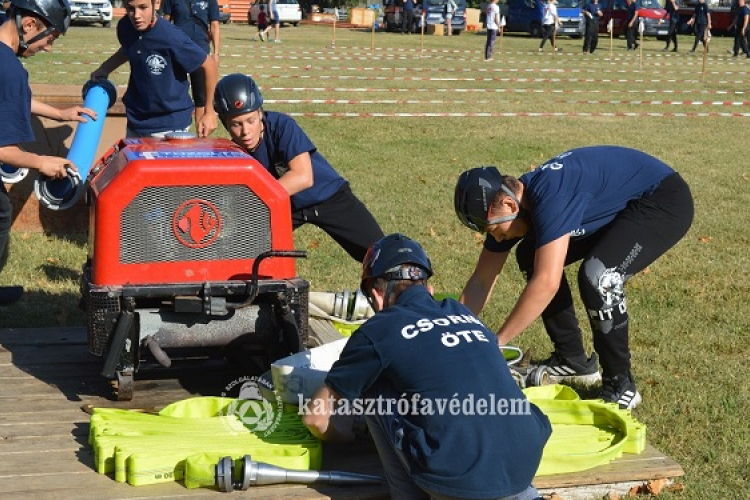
0, 43, 34, 149
161, 0, 220, 52
585, 1, 601, 19
694, 2, 710, 24
117, 17, 207, 134
326, 286, 551, 498
485, 146, 674, 253
249, 111, 348, 211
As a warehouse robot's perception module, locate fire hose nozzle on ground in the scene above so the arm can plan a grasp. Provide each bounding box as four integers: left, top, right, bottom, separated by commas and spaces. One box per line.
34, 78, 117, 211
215, 455, 384, 492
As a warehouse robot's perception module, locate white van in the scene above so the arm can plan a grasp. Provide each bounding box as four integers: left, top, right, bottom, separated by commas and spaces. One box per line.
249, 0, 303, 26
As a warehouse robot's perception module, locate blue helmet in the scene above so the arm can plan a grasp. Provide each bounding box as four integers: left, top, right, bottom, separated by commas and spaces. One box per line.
361, 233, 433, 286
214, 74, 264, 120
454, 166, 521, 232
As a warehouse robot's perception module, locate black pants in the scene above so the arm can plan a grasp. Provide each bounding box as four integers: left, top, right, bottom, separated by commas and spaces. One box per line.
189, 66, 207, 108
665, 17, 678, 49
583, 18, 599, 53
692, 23, 708, 50
733, 27, 749, 55
402, 10, 414, 33
626, 24, 637, 49
0, 186, 11, 275
540, 23, 556, 48
514, 173, 694, 378
292, 184, 384, 262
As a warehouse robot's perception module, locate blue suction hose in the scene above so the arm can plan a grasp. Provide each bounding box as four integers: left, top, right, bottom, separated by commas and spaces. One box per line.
34, 79, 117, 211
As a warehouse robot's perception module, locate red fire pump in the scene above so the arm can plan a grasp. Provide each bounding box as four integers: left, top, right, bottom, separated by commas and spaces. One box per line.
80, 136, 309, 400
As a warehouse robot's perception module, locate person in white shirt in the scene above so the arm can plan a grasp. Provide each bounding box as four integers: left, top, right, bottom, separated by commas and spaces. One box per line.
539, 0, 559, 52
485, 0, 500, 60
444, 0, 457, 36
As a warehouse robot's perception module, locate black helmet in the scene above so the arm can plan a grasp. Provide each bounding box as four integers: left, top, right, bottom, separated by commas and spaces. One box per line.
10, 0, 72, 35
214, 73, 264, 120
454, 166, 521, 232
361, 233, 433, 287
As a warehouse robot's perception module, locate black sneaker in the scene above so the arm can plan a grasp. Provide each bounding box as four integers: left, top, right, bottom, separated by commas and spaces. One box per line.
539, 351, 602, 385
0, 286, 24, 306
601, 374, 642, 410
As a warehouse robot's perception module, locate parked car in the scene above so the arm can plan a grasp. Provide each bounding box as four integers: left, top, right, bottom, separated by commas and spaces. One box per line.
248, 0, 303, 26
501, 0, 584, 38
219, 3, 231, 23
69, 0, 113, 27
597, 0, 668, 37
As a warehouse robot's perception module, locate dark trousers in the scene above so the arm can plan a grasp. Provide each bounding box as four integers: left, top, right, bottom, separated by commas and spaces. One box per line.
626, 23, 637, 49
0, 187, 11, 275
514, 174, 694, 378
692, 23, 708, 50
665, 17, 678, 49
189, 66, 207, 107
402, 10, 414, 33
733, 27, 749, 55
291, 184, 384, 262
485, 29, 498, 60
583, 18, 599, 52
539, 23, 555, 48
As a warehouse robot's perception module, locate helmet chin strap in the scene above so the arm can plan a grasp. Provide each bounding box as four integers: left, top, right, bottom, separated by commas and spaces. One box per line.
15, 12, 55, 55
487, 184, 523, 226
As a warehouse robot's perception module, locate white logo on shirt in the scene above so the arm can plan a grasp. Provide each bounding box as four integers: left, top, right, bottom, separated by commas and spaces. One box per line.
146, 54, 168, 75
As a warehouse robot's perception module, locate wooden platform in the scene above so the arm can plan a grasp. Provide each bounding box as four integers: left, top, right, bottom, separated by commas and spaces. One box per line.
0, 327, 683, 500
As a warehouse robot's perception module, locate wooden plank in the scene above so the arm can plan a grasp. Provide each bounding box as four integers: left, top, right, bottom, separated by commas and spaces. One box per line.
0, 327, 685, 500
0, 327, 87, 346
533, 444, 684, 488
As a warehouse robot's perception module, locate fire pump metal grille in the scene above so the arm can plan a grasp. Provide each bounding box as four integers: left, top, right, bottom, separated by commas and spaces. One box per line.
120, 186, 271, 264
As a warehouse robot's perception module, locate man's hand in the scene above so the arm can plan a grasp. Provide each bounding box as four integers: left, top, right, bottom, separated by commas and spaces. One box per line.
197, 112, 217, 137
90, 68, 109, 81
37, 157, 77, 179
212, 53, 220, 65
58, 106, 98, 123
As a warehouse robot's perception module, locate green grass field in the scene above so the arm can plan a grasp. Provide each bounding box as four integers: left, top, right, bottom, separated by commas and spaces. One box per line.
2, 21, 749, 498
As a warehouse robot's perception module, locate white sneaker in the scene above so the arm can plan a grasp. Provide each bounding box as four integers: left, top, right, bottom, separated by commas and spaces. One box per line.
274, 39, 282, 43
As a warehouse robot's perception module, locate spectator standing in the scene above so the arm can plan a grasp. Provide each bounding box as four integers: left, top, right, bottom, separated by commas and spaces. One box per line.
261, 0, 281, 42
539, 0, 559, 52
625, 0, 638, 50
1, 0, 96, 305
161, 0, 221, 127
485, 0, 500, 61
662, 0, 679, 51
583, 0, 602, 53
252, 5, 268, 41
91, 0, 218, 138
731, 0, 749, 56
687, 0, 711, 52
402, 0, 414, 33
444, 0, 456, 36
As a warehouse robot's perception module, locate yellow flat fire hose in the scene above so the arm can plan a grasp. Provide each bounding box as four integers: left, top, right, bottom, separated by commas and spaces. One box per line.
89, 397, 321, 486
88, 387, 645, 487
523, 385, 646, 476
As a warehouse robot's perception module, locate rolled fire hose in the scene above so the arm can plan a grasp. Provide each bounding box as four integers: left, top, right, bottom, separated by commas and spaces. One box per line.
89, 397, 322, 486
88, 389, 645, 488
34, 78, 117, 211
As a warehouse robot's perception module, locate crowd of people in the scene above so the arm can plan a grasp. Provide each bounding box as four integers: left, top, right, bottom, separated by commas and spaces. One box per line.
3, 1, 697, 498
